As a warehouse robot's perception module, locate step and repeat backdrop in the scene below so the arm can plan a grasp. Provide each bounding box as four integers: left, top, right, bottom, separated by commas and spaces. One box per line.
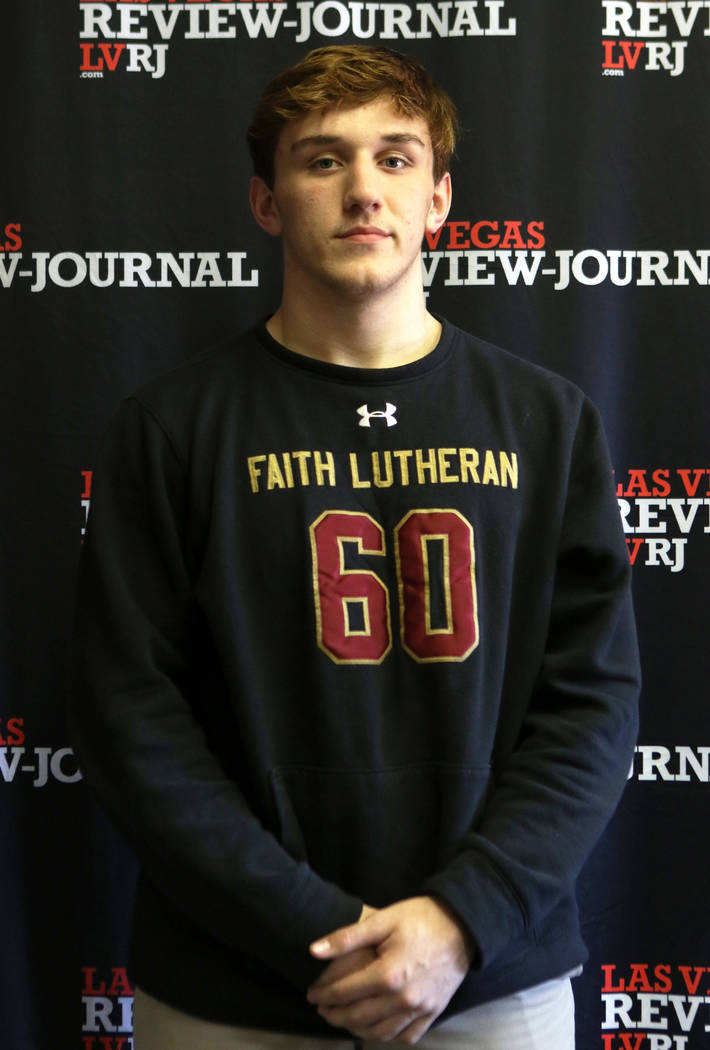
3, 3, 710, 1048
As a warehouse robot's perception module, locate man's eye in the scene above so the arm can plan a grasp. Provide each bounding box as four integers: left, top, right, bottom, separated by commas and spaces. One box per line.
382, 156, 407, 169
311, 157, 338, 170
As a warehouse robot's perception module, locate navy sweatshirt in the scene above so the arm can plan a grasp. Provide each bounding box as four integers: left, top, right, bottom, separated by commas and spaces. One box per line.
71, 319, 640, 1033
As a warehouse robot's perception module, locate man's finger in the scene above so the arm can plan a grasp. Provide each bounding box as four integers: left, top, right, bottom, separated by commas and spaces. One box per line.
316, 993, 415, 1036
390, 1011, 438, 1045
310, 911, 385, 960
308, 956, 384, 1005
308, 947, 377, 991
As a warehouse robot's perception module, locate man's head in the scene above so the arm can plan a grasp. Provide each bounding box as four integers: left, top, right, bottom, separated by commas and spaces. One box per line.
247, 45, 458, 188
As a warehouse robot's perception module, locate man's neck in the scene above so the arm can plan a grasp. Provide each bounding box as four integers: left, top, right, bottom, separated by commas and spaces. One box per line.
266, 287, 442, 369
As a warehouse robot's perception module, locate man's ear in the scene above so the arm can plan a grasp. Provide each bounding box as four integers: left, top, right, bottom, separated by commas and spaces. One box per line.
425, 172, 452, 236
249, 176, 283, 237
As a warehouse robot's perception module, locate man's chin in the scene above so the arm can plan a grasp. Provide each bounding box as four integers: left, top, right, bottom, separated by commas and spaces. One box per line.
323, 267, 398, 301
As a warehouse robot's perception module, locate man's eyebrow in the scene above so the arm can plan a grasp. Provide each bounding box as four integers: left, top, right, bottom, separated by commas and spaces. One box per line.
290, 132, 427, 152
290, 135, 341, 153
381, 133, 427, 149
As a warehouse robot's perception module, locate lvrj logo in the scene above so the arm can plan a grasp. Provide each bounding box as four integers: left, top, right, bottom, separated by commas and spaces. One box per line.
79, 42, 167, 80
602, 39, 646, 70
601, 38, 686, 76
0, 719, 82, 788
599, 0, 710, 77
82, 967, 134, 1049
0, 223, 22, 252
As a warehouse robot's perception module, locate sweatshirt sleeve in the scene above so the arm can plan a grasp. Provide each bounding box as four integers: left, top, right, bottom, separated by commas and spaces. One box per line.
421, 396, 641, 970
70, 397, 362, 991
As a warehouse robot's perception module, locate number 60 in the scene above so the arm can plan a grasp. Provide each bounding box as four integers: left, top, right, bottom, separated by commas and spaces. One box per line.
309, 509, 479, 665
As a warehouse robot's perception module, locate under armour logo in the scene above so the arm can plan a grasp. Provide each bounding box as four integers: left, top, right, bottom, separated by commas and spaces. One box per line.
357, 403, 398, 428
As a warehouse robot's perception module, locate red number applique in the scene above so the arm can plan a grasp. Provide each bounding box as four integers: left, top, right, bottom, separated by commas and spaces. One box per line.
310, 509, 478, 665
395, 509, 478, 662
310, 511, 392, 664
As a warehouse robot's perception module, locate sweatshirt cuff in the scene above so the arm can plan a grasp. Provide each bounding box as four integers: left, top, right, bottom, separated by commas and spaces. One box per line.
273, 869, 364, 989
421, 852, 528, 972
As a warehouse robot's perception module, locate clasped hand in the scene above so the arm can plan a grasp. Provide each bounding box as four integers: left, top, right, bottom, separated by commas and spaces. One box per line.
307, 896, 472, 1045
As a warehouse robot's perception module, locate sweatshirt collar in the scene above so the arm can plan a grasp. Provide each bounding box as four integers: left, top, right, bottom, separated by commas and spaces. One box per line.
254, 316, 456, 386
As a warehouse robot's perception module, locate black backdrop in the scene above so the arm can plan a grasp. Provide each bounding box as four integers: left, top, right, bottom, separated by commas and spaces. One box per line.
3, 4, 710, 1048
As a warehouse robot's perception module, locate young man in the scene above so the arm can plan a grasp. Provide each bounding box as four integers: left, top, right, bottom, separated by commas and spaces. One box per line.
72, 46, 640, 1049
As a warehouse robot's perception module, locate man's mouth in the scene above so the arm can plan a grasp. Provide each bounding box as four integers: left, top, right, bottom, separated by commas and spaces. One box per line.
336, 226, 390, 243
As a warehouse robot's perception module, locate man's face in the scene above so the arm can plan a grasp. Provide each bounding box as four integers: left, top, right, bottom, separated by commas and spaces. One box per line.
250, 95, 451, 303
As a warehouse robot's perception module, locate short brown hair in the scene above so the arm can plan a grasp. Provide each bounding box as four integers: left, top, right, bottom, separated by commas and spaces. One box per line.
247, 45, 458, 186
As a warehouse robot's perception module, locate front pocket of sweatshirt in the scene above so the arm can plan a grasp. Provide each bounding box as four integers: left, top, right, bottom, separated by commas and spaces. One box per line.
269, 763, 491, 906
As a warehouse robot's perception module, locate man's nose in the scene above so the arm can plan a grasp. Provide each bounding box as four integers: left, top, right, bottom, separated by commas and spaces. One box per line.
342, 157, 383, 212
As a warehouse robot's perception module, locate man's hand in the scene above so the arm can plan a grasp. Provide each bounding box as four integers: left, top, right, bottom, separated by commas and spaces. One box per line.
306, 905, 378, 991
307, 897, 472, 1044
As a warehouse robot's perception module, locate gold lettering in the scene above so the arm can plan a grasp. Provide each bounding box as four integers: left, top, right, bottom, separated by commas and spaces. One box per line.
459, 448, 480, 483
373, 451, 393, 488
437, 448, 459, 483
393, 450, 412, 486
500, 451, 518, 489
250, 447, 518, 495
482, 450, 500, 486
314, 450, 336, 487
415, 448, 438, 485
267, 453, 286, 490
247, 454, 266, 493
282, 452, 295, 488
349, 452, 371, 489
291, 450, 312, 485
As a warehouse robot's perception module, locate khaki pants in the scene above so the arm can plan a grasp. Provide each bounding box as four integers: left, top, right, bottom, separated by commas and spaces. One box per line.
133, 972, 577, 1050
